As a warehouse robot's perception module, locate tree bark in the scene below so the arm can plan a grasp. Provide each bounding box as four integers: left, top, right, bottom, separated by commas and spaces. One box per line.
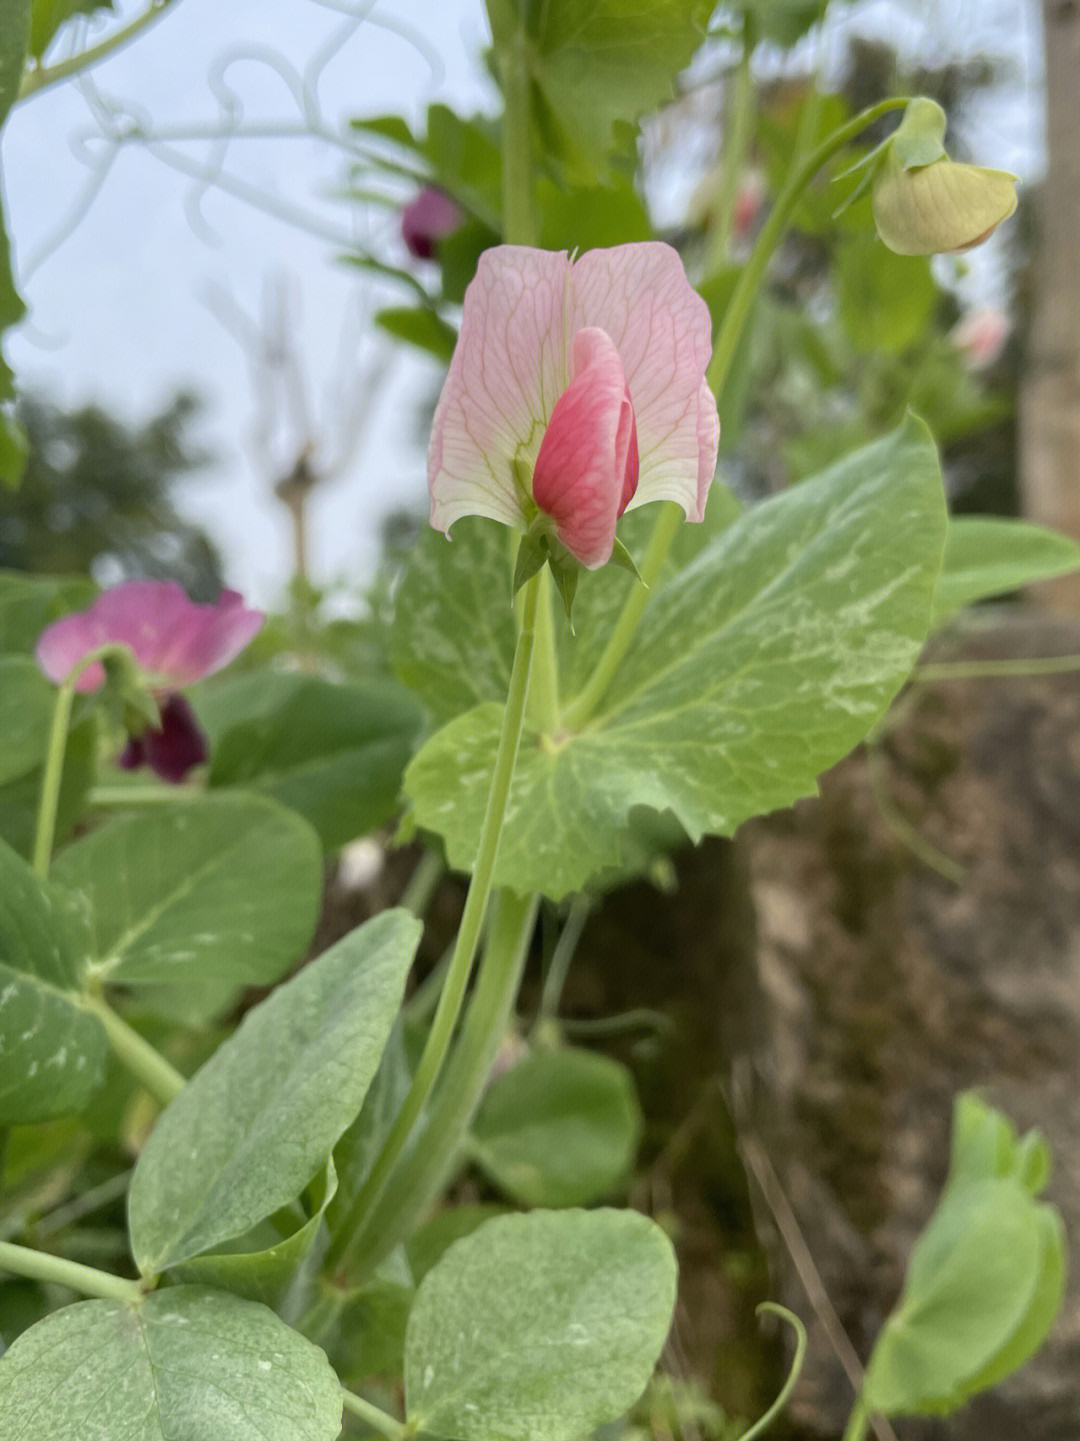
1018, 0, 1080, 609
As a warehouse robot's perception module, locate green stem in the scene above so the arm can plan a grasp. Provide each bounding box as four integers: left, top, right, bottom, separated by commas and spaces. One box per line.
19, 0, 179, 100
0, 1239, 143, 1304
32, 681, 76, 881
492, 19, 537, 246
535, 894, 592, 1024
340, 1387, 409, 1441
561, 501, 681, 730
33, 641, 132, 880
333, 888, 539, 1280
528, 565, 561, 730
739, 1303, 807, 1441
398, 848, 445, 918
80, 993, 186, 1106
706, 36, 755, 270
916, 653, 1080, 684
89, 785, 204, 806
840, 1398, 872, 1441
706, 96, 908, 400
324, 579, 541, 1273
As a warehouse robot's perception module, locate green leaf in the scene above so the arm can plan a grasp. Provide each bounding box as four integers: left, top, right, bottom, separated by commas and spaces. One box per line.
28, 0, 114, 60
863, 1177, 1065, 1417
170, 1160, 338, 1307
405, 1208, 677, 1441
863, 1093, 1066, 1418
536, 178, 653, 252
127, 909, 421, 1273
376, 305, 457, 361
0, 837, 106, 1124
0, 1285, 343, 1439
523, 0, 712, 184
350, 112, 418, 150
0, 570, 95, 653
50, 791, 323, 1024
835, 231, 938, 356
390, 498, 743, 736
198, 671, 423, 852
471, 1048, 642, 1207
0, 656, 55, 784
0, 711, 96, 861
0, 5, 31, 489
406, 416, 947, 898
0, 1, 30, 122
932, 516, 1080, 625
745, 0, 825, 47
389, 517, 518, 726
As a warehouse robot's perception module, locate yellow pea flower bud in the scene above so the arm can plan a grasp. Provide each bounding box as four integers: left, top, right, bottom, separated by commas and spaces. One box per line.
872, 99, 1018, 256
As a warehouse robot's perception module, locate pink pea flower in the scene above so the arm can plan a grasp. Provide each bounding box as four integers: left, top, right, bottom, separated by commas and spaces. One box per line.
36, 580, 263, 782
950, 306, 1010, 371
401, 187, 463, 260
428, 243, 719, 571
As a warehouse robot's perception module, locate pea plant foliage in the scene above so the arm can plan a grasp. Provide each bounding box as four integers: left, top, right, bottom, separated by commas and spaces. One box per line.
0, 3, 1073, 1440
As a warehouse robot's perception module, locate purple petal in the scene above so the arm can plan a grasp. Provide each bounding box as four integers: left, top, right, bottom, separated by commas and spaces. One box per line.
401, 188, 462, 260
137, 693, 209, 783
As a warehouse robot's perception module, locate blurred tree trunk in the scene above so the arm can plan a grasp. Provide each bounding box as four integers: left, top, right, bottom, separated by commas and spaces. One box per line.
1018, 0, 1080, 609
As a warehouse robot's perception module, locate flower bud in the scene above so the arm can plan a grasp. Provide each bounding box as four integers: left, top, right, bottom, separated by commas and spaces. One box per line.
872, 99, 1018, 256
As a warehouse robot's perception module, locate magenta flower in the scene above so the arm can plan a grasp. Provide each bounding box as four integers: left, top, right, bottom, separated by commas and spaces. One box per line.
428, 243, 719, 571
36, 581, 263, 782
401, 187, 463, 260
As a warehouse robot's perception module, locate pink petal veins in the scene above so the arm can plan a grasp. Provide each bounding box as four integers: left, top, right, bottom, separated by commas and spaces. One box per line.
429, 247, 573, 537
532, 328, 639, 570
570, 243, 718, 521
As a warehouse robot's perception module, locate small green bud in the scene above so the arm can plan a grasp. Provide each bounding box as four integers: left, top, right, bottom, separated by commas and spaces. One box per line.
872, 99, 1018, 255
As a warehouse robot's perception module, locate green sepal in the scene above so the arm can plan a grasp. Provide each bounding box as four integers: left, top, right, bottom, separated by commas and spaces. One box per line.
549, 554, 580, 628
890, 98, 949, 170
609, 536, 644, 583
513, 530, 551, 598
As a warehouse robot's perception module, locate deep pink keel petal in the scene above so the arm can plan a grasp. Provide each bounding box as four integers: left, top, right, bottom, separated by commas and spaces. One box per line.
532, 328, 638, 570
429, 246, 573, 537
570, 243, 717, 520
36, 581, 263, 690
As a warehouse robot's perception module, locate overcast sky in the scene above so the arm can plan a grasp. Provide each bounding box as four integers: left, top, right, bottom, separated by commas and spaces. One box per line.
3, 0, 1044, 606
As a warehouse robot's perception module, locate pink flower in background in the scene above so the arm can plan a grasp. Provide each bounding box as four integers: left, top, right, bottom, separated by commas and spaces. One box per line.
428, 243, 719, 570
36, 581, 263, 782
401, 187, 463, 260
733, 169, 766, 241
950, 306, 1010, 371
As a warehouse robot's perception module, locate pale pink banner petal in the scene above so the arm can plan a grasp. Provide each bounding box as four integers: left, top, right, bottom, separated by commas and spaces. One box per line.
569, 243, 715, 520
532, 328, 637, 569
429, 246, 573, 536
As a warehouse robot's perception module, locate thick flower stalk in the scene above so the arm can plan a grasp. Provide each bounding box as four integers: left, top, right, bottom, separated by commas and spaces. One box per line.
428, 243, 719, 574
36, 580, 263, 782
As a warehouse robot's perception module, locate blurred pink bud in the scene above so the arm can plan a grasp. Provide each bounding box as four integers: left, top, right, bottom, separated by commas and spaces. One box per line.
733, 169, 766, 240
401, 187, 463, 260
950, 306, 1010, 370
429, 244, 719, 570
36, 580, 264, 693
118, 692, 209, 783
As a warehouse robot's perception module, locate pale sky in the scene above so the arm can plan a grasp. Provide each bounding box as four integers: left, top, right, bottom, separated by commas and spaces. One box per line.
3, 0, 1044, 607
